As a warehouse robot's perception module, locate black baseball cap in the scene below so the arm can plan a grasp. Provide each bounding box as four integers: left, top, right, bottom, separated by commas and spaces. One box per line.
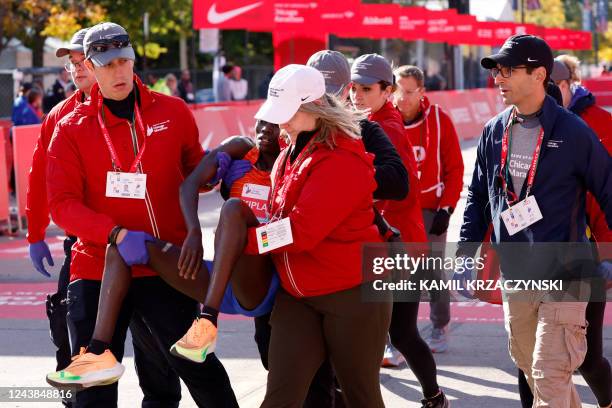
481, 35, 554, 75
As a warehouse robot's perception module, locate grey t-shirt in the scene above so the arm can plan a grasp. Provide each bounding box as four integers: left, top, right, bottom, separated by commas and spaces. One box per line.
507, 114, 541, 196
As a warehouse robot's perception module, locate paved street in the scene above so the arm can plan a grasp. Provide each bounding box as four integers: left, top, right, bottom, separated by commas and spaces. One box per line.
0, 139, 609, 407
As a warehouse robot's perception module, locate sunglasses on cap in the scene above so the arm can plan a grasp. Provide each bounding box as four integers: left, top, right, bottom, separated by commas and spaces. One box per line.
89, 35, 130, 54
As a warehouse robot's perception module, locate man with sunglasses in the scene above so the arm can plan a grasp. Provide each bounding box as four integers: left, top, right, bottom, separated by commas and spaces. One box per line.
46, 22, 238, 407
458, 34, 612, 407
28, 28, 186, 408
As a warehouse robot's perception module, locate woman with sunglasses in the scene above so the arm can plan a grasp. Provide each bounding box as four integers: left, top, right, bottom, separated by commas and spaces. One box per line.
350, 54, 450, 408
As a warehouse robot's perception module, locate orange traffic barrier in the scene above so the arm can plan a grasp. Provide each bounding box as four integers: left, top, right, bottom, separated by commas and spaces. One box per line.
12, 124, 40, 230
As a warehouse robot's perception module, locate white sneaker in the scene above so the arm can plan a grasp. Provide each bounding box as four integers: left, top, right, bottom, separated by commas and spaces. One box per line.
381, 341, 406, 367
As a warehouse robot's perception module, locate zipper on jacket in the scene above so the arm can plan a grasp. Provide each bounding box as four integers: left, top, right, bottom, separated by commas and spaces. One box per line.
283, 252, 304, 297
128, 119, 160, 238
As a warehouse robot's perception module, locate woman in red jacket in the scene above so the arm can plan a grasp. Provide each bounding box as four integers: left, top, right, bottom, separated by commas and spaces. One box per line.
350, 54, 449, 408
251, 64, 391, 408
517, 55, 612, 408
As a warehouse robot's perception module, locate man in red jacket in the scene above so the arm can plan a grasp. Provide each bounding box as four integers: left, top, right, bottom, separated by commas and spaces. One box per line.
29, 28, 185, 408
46, 22, 237, 407
26, 29, 94, 378
394, 65, 464, 353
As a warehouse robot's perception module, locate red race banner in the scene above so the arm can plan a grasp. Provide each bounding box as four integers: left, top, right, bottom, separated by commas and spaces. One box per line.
193, 0, 273, 30
398, 6, 428, 41
426, 9, 458, 43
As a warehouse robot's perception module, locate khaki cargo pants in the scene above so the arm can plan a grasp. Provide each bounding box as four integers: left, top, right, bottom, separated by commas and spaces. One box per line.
502, 290, 588, 408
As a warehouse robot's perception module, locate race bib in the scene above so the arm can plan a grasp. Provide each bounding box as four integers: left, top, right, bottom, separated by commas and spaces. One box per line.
242, 183, 270, 223
106, 172, 147, 200
501, 195, 543, 236
256, 218, 293, 254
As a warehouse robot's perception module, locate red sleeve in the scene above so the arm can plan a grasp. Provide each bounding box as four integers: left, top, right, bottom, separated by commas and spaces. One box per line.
25, 115, 55, 243
244, 151, 374, 255
180, 102, 204, 177
438, 109, 464, 209
46, 122, 116, 244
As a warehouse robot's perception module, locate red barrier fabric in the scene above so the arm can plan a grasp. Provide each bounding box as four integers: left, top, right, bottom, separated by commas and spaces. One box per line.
12, 124, 40, 220
583, 77, 612, 107
0, 128, 9, 224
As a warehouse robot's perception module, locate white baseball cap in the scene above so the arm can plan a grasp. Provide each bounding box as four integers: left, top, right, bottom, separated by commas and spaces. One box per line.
255, 64, 326, 124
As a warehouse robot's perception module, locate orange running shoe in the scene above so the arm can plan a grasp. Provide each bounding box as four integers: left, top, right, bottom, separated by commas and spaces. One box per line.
46, 348, 125, 390
170, 318, 217, 363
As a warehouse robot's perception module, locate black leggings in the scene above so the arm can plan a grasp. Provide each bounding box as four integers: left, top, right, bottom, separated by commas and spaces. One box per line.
518, 301, 611, 407
389, 301, 441, 398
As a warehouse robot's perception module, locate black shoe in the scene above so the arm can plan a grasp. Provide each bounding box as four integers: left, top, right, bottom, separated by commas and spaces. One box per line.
421, 390, 450, 408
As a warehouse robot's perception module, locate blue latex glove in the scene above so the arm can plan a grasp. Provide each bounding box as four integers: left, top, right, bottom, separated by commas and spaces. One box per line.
208, 152, 232, 186
117, 231, 155, 266
223, 159, 253, 189
596, 260, 612, 281
451, 259, 476, 300
29, 241, 53, 277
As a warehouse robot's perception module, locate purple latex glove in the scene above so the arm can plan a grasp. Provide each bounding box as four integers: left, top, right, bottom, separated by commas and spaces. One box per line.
29, 240, 53, 277
451, 259, 476, 300
117, 231, 155, 266
597, 260, 612, 281
208, 152, 232, 186
223, 159, 253, 189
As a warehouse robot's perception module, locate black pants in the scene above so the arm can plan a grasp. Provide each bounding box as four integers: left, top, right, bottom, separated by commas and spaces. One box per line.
67, 277, 238, 408
46, 236, 76, 373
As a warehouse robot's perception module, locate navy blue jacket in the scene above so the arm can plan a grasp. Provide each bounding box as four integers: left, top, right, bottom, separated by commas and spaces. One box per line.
458, 95, 612, 260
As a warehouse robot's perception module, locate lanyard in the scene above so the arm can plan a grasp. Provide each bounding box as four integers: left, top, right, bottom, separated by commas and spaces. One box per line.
97, 90, 147, 173
499, 111, 545, 206
268, 137, 318, 222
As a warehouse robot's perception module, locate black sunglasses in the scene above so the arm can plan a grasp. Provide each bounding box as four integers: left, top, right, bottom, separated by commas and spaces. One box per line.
89, 35, 131, 54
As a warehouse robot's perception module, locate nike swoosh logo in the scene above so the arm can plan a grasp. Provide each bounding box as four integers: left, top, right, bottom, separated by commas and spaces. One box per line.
207, 2, 263, 24
527, 58, 537, 62
301, 96, 309, 102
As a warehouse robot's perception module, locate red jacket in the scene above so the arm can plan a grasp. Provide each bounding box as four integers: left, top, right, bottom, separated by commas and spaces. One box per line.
370, 101, 427, 243
47, 76, 203, 281
401, 96, 464, 210
581, 103, 612, 255
26, 90, 86, 243
245, 133, 381, 297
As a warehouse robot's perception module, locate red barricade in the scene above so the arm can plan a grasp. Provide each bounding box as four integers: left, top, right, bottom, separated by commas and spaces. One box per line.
0, 128, 10, 228
189, 100, 264, 148
427, 88, 503, 141
582, 77, 612, 107
0, 126, 12, 193
12, 124, 40, 229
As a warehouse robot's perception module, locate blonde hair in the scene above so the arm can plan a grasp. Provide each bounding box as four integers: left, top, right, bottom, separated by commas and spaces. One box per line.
394, 65, 425, 88
290, 94, 366, 149
556, 54, 581, 84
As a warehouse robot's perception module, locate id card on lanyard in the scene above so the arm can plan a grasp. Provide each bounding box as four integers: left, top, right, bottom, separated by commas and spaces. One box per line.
98, 91, 148, 200
255, 142, 315, 254
499, 111, 544, 235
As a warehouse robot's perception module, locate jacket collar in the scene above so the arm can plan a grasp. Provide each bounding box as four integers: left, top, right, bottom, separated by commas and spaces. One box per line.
84, 75, 155, 126
401, 96, 432, 129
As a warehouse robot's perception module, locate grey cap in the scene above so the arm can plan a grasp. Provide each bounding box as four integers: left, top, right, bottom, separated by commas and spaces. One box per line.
307, 50, 351, 96
351, 53, 393, 85
84, 22, 135, 67
56, 28, 89, 58
551, 60, 571, 82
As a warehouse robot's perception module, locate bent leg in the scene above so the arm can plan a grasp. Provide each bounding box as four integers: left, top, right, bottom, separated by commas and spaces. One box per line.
207, 198, 272, 311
